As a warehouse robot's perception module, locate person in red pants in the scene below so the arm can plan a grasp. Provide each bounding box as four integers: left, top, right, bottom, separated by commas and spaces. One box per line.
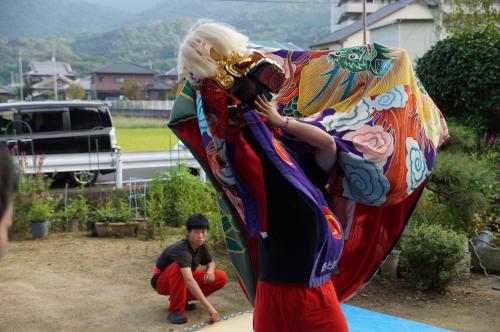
151, 214, 228, 324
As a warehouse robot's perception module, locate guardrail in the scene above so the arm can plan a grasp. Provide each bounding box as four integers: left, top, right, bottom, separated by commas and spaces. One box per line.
13, 150, 203, 188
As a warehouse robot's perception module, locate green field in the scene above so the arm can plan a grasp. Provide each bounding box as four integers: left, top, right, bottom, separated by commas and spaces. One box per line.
113, 115, 178, 152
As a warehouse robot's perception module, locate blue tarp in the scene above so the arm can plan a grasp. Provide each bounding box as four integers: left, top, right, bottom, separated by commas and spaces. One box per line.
342, 304, 453, 332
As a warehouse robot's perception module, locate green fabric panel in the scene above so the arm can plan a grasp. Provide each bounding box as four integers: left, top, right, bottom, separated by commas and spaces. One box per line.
168, 80, 197, 126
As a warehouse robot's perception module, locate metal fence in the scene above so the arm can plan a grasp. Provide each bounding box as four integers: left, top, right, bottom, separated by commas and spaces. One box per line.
13, 149, 204, 188
109, 100, 174, 110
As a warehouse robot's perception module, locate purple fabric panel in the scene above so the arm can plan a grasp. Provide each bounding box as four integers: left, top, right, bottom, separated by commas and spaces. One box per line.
243, 110, 343, 287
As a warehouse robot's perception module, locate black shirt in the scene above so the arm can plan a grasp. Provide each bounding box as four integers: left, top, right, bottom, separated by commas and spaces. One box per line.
244, 129, 330, 283
151, 239, 213, 289
156, 239, 212, 272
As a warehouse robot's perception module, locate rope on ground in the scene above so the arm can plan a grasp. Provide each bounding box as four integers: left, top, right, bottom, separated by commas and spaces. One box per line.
176, 310, 254, 332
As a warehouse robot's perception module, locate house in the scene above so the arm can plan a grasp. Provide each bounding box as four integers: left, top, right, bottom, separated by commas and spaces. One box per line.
0, 87, 13, 103
160, 67, 179, 89
91, 63, 169, 100
312, 0, 441, 61
27, 61, 77, 85
62, 76, 92, 100
30, 75, 76, 100
26, 61, 78, 100
329, 0, 398, 33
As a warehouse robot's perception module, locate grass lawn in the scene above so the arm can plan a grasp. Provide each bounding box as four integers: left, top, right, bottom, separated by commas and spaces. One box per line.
116, 128, 178, 152
112, 117, 178, 152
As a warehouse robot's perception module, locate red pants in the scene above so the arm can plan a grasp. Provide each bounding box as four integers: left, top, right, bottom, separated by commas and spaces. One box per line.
254, 280, 349, 332
153, 263, 227, 314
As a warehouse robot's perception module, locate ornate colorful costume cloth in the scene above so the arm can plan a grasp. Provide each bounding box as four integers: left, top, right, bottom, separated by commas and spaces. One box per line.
168, 43, 448, 304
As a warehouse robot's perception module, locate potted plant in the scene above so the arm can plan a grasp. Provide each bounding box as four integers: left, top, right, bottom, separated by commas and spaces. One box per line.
92, 201, 136, 237
27, 195, 52, 239
63, 192, 89, 232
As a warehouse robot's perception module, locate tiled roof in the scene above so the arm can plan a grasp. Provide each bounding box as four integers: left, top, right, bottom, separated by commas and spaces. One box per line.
0, 87, 12, 94
92, 63, 157, 75
163, 67, 178, 77
29, 61, 76, 76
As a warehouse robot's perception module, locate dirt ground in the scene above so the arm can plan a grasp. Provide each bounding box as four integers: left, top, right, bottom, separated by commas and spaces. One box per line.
0, 233, 499, 332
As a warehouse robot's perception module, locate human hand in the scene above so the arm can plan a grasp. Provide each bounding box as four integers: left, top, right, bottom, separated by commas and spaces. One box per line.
255, 94, 285, 128
208, 307, 220, 323
204, 270, 215, 283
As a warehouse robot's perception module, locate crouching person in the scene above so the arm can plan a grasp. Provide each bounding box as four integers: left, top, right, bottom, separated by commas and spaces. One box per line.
151, 214, 227, 324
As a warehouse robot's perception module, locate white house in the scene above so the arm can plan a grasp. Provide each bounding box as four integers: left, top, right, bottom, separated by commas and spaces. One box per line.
329, 0, 398, 33
312, 0, 443, 61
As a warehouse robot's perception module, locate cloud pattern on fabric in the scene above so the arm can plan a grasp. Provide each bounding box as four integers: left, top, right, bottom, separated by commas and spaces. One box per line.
405, 137, 428, 193
373, 84, 408, 110
339, 152, 390, 205
320, 97, 373, 132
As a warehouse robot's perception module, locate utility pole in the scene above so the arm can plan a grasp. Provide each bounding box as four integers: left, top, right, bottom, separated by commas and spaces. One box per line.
52, 48, 57, 100
362, 0, 367, 44
18, 51, 24, 100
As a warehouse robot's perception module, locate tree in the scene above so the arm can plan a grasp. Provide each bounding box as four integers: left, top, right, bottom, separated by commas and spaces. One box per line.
119, 80, 139, 100
416, 26, 500, 132
443, 0, 499, 34
66, 83, 86, 100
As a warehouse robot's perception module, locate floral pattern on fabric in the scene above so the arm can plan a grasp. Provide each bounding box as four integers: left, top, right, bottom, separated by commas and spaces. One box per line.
405, 137, 428, 194
339, 152, 390, 205
343, 125, 394, 168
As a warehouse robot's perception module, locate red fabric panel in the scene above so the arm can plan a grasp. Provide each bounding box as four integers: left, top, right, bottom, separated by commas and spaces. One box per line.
333, 183, 425, 302
172, 119, 260, 287
253, 280, 348, 332
153, 263, 228, 313
232, 131, 268, 235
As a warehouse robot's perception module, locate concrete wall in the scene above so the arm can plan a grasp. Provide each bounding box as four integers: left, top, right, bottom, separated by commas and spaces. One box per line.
399, 21, 435, 61
320, 0, 437, 49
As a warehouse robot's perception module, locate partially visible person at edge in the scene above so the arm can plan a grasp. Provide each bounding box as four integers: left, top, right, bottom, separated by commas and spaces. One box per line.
0, 145, 17, 259
151, 214, 227, 325
177, 21, 348, 332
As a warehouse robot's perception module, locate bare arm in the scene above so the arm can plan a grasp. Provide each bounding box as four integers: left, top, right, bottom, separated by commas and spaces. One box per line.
255, 95, 337, 172
180, 267, 219, 322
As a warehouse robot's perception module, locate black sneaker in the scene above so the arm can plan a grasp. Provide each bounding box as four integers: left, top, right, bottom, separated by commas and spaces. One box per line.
185, 301, 197, 311
167, 310, 188, 324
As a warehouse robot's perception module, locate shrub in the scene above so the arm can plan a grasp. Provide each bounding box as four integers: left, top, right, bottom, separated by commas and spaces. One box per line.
416, 26, 500, 133
147, 167, 224, 249
400, 223, 465, 291
428, 150, 496, 234
440, 119, 478, 152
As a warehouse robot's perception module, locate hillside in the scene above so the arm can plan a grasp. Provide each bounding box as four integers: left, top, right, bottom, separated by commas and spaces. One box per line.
0, 0, 131, 38
0, 0, 331, 85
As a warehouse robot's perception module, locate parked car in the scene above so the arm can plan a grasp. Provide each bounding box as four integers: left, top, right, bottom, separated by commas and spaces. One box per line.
0, 101, 118, 186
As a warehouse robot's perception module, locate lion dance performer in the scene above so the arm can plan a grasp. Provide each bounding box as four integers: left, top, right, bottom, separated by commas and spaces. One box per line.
168, 20, 448, 332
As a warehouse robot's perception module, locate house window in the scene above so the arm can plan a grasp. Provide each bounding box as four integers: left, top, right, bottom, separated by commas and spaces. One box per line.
115, 77, 124, 84
98, 77, 103, 82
